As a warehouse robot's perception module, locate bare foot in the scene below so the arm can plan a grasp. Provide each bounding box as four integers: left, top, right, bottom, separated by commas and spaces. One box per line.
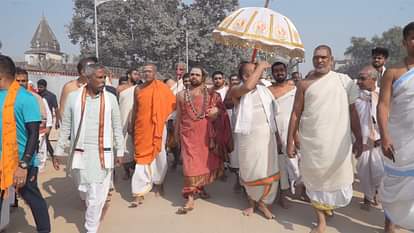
257, 201, 275, 219
242, 207, 254, 216
129, 196, 144, 208
242, 198, 255, 216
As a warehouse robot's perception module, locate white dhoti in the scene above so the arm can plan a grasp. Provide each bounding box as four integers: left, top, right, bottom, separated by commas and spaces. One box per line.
131, 127, 168, 196
236, 88, 279, 205
299, 72, 358, 211
119, 86, 136, 163
273, 88, 297, 191
355, 88, 384, 201
278, 154, 290, 190
356, 147, 384, 201
79, 172, 112, 233
379, 68, 414, 230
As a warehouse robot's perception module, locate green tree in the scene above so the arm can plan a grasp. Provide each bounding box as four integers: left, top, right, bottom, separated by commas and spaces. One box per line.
68, 0, 182, 72
338, 26, 405, 78
68, 0, 246, 75
183, 0, 247, 75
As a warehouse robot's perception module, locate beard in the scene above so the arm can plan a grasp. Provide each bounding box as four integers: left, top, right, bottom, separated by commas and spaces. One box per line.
190, 79, 203, 87
274, 76, 287, 83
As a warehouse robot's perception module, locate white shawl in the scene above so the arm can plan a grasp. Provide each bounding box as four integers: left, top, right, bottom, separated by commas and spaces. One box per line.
234, 84, 276, 135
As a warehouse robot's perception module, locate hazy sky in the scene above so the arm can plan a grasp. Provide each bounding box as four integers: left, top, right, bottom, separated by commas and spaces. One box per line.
0, 0, 412, 72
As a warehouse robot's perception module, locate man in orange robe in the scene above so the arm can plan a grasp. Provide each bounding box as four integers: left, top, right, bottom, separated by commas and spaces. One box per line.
130, 64, 176, 206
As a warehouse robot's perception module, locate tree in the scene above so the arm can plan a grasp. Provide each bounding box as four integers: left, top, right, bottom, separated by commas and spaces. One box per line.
338, 26, 405, 78
183, 0, 247, 75
68, 0, 182, 72
67, 0, 246, 75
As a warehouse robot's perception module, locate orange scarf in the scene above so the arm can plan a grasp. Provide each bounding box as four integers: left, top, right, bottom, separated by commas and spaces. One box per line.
0, 81, 20, 194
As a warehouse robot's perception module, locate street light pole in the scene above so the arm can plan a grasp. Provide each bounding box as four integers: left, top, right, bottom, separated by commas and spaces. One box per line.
94, 0, 127, 59
94, 0, 99, 58
185, 30, 189, 72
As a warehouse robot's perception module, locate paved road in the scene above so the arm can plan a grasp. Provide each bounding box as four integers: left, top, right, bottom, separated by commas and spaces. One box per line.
5, 159, 410, 233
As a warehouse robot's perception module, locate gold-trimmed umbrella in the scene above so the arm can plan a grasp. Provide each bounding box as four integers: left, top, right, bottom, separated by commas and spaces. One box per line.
213, 7, 304, 60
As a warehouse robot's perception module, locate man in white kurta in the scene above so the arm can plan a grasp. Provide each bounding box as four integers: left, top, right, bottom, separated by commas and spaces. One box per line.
377, 22, 414, 232
287, 45, 362, 233
54, 64, 124, 233
355, 66, 384, 210
119, 85, 136, 179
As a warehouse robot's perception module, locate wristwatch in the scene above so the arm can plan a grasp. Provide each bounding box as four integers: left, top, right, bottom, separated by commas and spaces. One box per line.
18, 161, 29, 169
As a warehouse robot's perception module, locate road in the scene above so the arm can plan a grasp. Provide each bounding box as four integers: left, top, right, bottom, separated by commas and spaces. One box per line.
5, 157, 411, 233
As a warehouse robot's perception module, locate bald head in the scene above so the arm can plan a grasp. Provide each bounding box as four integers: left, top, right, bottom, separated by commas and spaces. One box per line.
143, 64, 157, 82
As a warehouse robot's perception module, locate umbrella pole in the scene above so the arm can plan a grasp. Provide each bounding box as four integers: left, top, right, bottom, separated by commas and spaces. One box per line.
251, 0, 270, 62
251, 49, 258, 62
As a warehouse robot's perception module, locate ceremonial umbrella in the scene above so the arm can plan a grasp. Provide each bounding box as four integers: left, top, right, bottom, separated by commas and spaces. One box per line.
212, 7, 304, 61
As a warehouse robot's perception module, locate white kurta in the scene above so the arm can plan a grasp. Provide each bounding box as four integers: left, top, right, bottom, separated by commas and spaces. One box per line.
379, 68, 414, 230
300, 71, 358, 209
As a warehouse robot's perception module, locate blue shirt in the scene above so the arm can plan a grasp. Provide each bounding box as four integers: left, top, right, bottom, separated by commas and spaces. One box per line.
0, 88, 41, 166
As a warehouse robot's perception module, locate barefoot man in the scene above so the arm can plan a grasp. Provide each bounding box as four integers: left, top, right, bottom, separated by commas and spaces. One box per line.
287, 45, 362, 233
354, 66, 384, 211
130, 64, 175, 206
377, 21, 414, 232
175, 66, 230, 214
119, 68, 142, 180
268, 62, 297, 209
229, 61, 280, 219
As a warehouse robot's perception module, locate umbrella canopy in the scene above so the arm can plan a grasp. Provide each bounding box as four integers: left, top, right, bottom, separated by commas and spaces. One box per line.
213, 7, 304, 59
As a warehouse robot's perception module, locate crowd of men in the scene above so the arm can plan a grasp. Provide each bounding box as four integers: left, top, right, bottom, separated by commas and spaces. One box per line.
0, 21, 413, 233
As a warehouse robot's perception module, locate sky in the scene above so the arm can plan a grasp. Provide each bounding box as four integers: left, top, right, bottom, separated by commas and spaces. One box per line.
0, 0, 412, 72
